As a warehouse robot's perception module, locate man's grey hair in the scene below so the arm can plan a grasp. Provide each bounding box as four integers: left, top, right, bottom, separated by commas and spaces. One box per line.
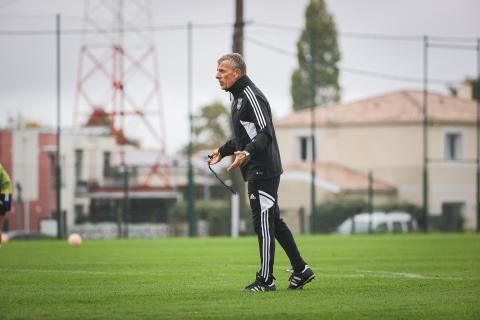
217, 53, 246, 75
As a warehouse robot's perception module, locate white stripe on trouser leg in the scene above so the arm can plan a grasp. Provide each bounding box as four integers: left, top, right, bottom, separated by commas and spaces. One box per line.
259, 190, 275, 203
261, 210, 265, 279
263, 210, 270, 280
261, 209, 267, 279
266, 210, 271, 279
258, 191, 274, 280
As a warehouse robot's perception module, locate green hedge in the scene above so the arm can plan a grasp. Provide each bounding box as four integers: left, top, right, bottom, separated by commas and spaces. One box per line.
168, 200, 230, 236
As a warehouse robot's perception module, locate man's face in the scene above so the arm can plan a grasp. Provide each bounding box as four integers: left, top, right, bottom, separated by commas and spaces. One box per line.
216, 60, 241, 90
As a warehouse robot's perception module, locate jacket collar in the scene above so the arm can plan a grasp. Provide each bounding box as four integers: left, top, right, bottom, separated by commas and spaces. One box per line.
227, 75, 252, 99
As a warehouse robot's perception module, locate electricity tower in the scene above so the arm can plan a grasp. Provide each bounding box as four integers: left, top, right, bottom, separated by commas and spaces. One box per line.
73, 0, 171, 188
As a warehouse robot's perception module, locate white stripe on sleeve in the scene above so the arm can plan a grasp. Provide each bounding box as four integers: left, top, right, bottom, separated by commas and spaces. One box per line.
244, 86, 266, 129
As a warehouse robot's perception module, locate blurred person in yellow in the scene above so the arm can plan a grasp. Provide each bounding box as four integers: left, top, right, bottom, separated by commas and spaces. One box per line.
0, 163, 12, 245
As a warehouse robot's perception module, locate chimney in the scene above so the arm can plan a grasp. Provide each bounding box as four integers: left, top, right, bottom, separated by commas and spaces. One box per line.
455, 79, 474, 100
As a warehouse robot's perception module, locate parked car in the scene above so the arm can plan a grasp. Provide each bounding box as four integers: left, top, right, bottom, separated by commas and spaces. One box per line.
336, 212, 417, 234
3, 230, 56, 241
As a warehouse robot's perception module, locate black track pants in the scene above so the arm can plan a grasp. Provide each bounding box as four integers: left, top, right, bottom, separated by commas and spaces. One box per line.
247, 176, 306, 281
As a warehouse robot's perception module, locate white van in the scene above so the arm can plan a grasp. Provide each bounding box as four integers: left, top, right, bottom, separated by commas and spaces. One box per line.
336, 212, 417, 234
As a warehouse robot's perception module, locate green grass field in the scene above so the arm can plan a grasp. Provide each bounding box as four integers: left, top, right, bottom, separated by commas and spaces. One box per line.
1, 233, 479, 319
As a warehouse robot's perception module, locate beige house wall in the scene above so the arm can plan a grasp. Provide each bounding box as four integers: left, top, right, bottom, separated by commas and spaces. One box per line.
278, 178, 334, 234
429, 125, 476, 160
276, 121, 477, 231
428, 124, 477, 229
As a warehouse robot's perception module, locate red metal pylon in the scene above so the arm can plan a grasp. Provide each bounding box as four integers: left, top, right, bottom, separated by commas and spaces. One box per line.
73, 0, 172, 189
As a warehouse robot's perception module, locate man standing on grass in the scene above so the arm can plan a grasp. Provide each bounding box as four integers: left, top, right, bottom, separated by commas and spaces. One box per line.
0, 163, 12, 246
208, 53, 315, 292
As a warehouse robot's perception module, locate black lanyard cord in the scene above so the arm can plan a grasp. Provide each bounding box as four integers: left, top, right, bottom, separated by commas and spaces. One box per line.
207, 163, 236, 195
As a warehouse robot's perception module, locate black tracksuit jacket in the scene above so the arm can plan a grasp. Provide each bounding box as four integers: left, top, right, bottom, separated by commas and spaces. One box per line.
218, 75, 283, 182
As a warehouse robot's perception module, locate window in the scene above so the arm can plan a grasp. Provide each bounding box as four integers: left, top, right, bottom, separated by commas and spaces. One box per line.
441, 202, 465, 231
298, 136, 313, 161
103, 151, 112, 177
444, 132, 462, 160
442, 202, 465, 216
74, 204, 87, 223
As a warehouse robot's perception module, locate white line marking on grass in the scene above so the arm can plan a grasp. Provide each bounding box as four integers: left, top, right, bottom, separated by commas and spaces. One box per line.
1, 268, 147, 276
317, 274, 368, 279
290, 267, 464, 281
354, 269, 463, 281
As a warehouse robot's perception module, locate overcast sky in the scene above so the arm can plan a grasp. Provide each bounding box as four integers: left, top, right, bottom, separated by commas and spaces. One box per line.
0, 0, 479, 154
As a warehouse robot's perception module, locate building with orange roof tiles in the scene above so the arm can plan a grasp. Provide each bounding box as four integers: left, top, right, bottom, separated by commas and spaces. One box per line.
275, 90, 477, 233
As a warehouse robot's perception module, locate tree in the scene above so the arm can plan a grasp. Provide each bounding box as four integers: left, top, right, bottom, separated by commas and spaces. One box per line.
183, 101, 230, 154
475, 78, 480, 102
291, 0, 341, 111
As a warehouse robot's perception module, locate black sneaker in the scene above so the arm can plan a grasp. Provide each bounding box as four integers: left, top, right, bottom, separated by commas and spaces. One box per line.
242, 273, 276, 292
287, 265, 315, 289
